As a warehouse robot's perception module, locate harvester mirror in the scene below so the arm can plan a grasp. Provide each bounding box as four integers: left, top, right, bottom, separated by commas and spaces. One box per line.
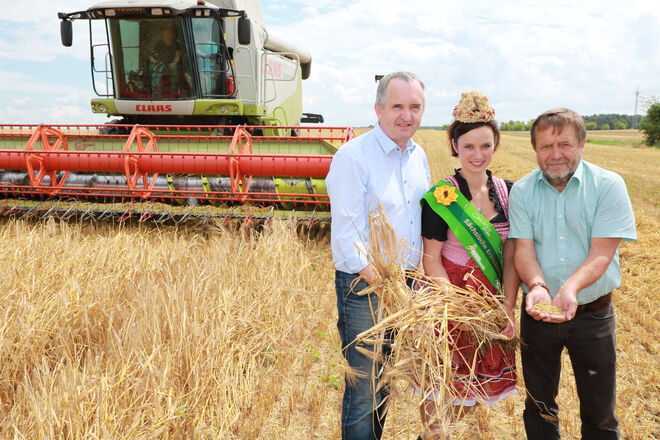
60, 19, 73, 47
238, 17, 251, 45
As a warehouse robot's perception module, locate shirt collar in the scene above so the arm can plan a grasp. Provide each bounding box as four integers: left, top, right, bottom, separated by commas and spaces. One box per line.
374, 122, 415, 155
537, 160, 585, 188
571, 160, 585, 183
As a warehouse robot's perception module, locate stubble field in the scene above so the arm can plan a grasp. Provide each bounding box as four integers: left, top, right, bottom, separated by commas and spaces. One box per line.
0, 129, 657, 439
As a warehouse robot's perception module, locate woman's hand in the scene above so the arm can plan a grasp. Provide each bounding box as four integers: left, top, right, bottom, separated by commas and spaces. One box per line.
499, 310, 516, 339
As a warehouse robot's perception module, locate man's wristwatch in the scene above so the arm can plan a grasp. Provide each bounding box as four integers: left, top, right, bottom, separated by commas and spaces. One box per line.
531, 281, 550, 293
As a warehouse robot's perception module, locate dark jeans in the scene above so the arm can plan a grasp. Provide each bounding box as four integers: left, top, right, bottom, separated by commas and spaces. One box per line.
521, 301, 619, 440
335, 270, 390, 440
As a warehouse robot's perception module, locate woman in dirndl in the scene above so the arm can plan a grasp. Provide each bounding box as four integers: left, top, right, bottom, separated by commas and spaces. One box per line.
418, 90, 519, 439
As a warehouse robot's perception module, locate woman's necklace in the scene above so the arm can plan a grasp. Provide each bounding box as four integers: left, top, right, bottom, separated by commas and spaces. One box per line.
475, 187, 487, 213
461, 170, 487, 214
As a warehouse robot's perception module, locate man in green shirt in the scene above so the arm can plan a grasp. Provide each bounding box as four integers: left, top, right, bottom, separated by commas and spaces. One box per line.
509, 108, 636, 439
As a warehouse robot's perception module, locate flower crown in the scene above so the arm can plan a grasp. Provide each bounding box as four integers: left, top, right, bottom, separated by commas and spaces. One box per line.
452, 89, 495, 123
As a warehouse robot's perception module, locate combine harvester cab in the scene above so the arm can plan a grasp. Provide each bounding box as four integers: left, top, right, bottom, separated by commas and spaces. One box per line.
0, 0, 353, 224
59, 0, 322, 128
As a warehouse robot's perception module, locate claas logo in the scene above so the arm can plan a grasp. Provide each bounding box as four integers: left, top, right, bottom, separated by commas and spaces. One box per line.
135, 104, 173, 112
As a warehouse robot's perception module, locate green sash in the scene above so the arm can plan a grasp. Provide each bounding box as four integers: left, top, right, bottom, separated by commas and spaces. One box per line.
422, 180, 504, 295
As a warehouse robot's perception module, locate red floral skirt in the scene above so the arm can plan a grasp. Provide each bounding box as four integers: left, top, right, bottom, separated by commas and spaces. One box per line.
441, 256, 517, 405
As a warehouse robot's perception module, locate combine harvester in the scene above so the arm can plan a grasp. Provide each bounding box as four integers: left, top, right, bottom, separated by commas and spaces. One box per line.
0, 0, 353, 225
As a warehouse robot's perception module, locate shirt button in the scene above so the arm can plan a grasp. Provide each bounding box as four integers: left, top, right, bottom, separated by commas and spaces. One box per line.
559, 236, 564, 240
560, 258, 565, 262
558, 214, 563, 218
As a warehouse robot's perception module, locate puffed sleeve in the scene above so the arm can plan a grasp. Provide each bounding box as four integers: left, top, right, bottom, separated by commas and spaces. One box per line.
421, 198, 449, 241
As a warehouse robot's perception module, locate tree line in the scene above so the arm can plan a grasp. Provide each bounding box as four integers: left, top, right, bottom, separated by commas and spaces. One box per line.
499, 114, 642, 131
424, 109, 659, 146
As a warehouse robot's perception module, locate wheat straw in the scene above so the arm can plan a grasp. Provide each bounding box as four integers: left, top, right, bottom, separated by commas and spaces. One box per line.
355, 206, 516, 438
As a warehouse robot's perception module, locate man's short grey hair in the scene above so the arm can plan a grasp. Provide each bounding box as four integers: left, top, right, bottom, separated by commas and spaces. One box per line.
375, 71, 425, 108
531, 108, 587, 149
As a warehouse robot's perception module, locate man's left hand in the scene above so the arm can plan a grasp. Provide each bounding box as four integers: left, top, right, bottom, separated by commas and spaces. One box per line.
543, 285, 578, 323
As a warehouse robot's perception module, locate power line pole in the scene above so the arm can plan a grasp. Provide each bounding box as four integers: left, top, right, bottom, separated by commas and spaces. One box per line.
633, 87, 639, 129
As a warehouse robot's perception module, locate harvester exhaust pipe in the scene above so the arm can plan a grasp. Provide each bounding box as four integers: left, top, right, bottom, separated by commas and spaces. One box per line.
260, 29, 312, 79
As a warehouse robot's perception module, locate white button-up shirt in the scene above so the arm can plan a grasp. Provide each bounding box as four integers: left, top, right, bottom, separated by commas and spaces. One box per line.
326, 123, 431, 273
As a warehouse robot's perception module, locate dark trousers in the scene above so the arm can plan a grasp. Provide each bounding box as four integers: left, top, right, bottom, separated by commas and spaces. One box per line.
520, 301, 619, 440
335, 270, 390, 440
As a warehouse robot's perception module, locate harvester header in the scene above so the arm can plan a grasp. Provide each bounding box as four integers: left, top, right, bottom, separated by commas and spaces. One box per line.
0, 123, 353, 223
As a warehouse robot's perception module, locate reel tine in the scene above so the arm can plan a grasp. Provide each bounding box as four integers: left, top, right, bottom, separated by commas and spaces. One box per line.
80, 203, 97, 222
61, 202, 79, 220
5, 200, 25, 216
242, 207, 254, 227
198, 207, 212, 226
139, 203, 154, 223
265, 206, 274, 225
118, 206, 133, 223
222, 207, 233, 225
178, 206, 195, 223
21, 201, 44, 220
39, 201, 60, 220
157, 206, 173, 224
307, 207, 317, 229
97, 204, 115, 221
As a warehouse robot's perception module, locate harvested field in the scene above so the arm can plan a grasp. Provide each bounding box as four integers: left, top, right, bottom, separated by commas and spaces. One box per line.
0, 130, 657, 439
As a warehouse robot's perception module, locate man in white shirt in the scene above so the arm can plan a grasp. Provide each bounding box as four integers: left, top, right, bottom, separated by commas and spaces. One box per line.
326, 71, 430, 440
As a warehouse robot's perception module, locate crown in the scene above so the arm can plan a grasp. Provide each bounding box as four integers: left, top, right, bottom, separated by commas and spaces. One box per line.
452, 89, 495, 123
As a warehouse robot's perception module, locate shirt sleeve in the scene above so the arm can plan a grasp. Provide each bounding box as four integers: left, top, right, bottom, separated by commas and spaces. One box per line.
592, 174, 637, 241
326, 149, 370, 273
508, 182, 534, 239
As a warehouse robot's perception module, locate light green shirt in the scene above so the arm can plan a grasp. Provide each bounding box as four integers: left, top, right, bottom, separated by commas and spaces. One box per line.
509, 160, 636, 304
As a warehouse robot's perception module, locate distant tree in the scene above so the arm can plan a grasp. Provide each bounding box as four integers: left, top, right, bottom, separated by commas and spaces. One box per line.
583, 114, 636, 130
614, 120, 627, 130
513, 121, 525, 131
585, 121, 598, 130
525, 119, 534, 131
600, 123, 611, 130
640, 103, 660, 146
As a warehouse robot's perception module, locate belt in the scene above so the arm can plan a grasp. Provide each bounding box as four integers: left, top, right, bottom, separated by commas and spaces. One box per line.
576, 292, 612, 314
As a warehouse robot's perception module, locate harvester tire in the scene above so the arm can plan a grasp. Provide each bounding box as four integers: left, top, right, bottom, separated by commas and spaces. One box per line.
99, 121, 130, 135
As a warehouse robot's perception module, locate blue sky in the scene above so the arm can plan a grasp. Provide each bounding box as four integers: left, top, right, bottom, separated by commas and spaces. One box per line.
0, 0, 658, 127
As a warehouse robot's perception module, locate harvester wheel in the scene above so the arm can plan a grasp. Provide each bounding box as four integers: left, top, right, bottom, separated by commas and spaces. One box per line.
122, 125, 159, 198
24, 125, 71, 195
228, 126, 253, 202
